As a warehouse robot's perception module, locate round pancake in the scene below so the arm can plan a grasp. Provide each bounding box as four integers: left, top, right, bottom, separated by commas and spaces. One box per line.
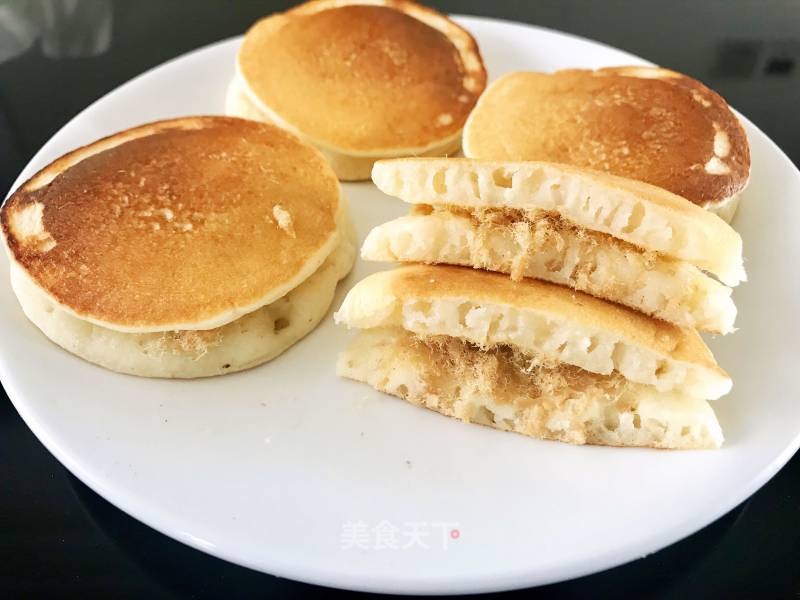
236, 0, 486, 155
225, 75, 463, 181
463, 67, 750, 211
10, 220, 356, 378
1, 117, 343, 332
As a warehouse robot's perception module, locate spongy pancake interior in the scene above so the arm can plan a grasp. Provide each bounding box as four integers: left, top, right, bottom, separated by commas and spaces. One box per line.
361, 205, 737, 334
334, 264, 731, 400
370, 157, 746, 286
338, 327, 723, 449
1, 117, 342, 332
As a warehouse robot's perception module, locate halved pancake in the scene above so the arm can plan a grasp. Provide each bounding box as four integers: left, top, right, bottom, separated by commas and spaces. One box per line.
339, 327, 723, 449
463, 68, 751, 222
371, 158, 745, 285
368, 158, 744, 332
1, 116, 355, 377
335, 265, 731, 400
362, 206, 736, 333
229, 0, 486, 180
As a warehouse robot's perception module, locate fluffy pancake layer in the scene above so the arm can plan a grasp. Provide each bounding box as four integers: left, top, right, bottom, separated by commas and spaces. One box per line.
334, 265, 731, 400
362, 206, 736, 333
12, 222, 356, 378
371, 158, 745, 286
338, 327, 723, 449
463, 68, 750, 216
233, 0, 486, 180
1, 117, 343, 332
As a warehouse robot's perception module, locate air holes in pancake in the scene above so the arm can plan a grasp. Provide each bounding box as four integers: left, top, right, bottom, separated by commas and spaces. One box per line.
557, 341, 568, 354
622, 202, 645, 234
545, 257, 564, 272
457, 302, 471, 326
433, 170, 447, 194
681, 426, 691, 436
550, 184, 564, 207
396, 384, 409, 397
274, 317, 290, 333
409, 299, 432, 316
222, 363, 231, 369
492, 168, 513, 189
632, 413, 642, 428
586, 336, 599, 353
654, 359, 669, 378
603, 205, 620, 227
603, 406, 620, 431
469, 172, 480, 198
475, 406, 495, 425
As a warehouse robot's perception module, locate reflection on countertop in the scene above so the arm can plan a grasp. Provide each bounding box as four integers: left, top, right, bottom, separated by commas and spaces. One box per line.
0, 0, 111, 63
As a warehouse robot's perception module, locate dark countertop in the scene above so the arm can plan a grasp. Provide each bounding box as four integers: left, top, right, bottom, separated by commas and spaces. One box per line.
1, 1, 798, 598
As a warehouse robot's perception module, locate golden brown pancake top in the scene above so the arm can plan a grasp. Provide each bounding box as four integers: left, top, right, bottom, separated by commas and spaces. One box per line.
464, 68, 750, 208
238, 0, 486, 152
1, 117, 341, 331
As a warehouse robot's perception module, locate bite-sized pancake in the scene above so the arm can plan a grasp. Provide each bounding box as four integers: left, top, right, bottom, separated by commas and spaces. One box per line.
231, 0, 486, 180
2, 116, 344, 333
463, 68, 750, 221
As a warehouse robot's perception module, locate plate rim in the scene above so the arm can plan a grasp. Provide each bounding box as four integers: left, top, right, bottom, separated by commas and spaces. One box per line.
2, 15, 800, 594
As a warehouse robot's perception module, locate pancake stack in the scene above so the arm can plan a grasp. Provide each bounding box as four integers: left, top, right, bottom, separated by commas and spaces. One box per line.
336, 265, 727, 449
365, 159, 743, 334
337, 111, 746, 448
2, 117, 355, 378
226, 0, 487, 181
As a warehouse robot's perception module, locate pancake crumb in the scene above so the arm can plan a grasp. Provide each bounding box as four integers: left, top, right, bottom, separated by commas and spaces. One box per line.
273, 204, 296, 238
436, 113, 454, 127
705, 156, 731, 175
7, 202, 56, 252
691, 90, 712, 107
712, 124, 731, 158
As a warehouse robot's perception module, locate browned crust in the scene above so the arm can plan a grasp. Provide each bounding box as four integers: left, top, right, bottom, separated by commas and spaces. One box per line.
464, 67, 750, 208
1, 116, 342, 331
238, 0, 487, 152
386, 264, 727, 377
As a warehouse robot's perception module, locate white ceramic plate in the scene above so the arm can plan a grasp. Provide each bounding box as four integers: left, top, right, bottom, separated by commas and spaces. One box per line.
3, 16, 799, 595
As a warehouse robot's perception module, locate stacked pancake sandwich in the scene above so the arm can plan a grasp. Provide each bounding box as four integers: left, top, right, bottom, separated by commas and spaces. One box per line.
1, 116, 355, 378
335, 264, 727, 449
226, 0, 487, 181
463, 67, 751, 222
365, 158, 745, 334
